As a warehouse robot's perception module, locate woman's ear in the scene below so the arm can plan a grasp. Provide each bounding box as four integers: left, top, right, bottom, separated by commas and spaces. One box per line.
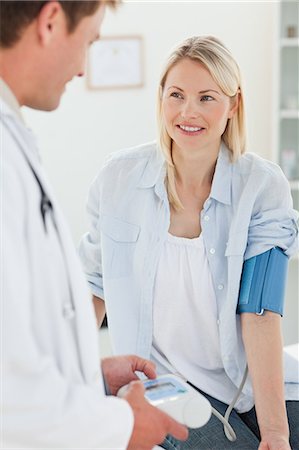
228, 90, 240, 119
36, 1, 65, 46
159, 85, 163, 99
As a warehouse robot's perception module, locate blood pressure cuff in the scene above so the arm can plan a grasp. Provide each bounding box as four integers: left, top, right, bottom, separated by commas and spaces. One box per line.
237, 247, 288, 316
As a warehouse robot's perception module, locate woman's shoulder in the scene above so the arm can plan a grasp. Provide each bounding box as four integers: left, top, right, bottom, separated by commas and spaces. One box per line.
96, 141, 163, 191
236, 151, 287, 183
103, 141, 159, 168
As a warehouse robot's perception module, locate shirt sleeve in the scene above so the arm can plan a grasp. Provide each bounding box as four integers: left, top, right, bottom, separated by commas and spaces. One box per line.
245, 164, 299, 260
78, 172, 105, 300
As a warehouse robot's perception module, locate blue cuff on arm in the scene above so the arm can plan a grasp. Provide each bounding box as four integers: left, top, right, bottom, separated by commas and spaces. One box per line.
237, 247, 289, 316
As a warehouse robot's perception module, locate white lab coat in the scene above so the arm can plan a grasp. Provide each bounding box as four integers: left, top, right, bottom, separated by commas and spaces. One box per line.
1, 98, 133, 449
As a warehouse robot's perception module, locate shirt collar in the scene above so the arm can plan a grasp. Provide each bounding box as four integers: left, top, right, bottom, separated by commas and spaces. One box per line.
0, 77, 25, 124
137, 142, 166, 189
209, 142, 233, 205
137, 140, 233, 205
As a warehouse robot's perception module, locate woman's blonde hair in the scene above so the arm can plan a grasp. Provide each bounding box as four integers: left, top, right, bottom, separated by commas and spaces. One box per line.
157, 35, 246, 210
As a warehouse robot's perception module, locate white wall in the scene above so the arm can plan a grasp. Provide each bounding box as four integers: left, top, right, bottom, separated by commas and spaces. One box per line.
23, 1, 276, 243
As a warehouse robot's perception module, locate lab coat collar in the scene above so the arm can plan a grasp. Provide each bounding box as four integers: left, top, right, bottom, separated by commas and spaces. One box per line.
0, 77, 25, 125
2, 99, 95, 383
1, 96, 42, 164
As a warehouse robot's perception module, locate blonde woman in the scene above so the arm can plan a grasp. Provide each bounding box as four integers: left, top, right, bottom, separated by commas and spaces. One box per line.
79, 36, 298, 449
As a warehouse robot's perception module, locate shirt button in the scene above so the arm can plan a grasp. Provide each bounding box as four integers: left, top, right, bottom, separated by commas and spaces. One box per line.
209, 248, 215, 254
63, 303, 75, 320
217, 284, 224, 290
216, 319, 220, 325
203, 215, 210, 221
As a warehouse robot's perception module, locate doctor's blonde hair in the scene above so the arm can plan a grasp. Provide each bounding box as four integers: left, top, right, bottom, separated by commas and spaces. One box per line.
157, 36, 246, 211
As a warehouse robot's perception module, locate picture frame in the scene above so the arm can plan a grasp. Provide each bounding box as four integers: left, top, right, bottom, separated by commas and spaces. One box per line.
87, 36, 144, 90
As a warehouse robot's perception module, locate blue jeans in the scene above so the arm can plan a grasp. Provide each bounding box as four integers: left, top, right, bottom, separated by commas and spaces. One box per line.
161, 390, 299, 450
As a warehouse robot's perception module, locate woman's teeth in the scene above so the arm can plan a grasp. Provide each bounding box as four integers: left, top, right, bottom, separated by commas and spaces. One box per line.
179, 125, 202, 132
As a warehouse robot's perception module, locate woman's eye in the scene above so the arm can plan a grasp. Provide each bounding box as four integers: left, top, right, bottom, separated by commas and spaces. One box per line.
170, 92, 183, 99
201, 95, 214, 102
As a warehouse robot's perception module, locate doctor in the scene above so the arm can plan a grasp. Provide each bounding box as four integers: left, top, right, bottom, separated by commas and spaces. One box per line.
0, 2, 188, 449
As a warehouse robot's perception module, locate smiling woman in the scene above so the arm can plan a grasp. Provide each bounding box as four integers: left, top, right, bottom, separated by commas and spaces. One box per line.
79, 35, 299, 450
162, 59, 239, 203
157, 36, 244, 211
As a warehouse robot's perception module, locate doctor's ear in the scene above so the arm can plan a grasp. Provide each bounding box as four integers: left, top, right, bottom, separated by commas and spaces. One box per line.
36, 1, 65, 46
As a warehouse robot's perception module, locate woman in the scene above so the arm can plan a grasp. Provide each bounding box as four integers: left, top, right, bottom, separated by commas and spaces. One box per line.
79, 36, 298, 449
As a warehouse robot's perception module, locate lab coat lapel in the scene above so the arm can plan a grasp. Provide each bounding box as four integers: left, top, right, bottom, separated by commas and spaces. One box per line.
2, 102, 100, 384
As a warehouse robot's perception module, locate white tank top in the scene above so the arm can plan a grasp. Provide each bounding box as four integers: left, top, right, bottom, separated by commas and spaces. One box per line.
152, 232, 245, 411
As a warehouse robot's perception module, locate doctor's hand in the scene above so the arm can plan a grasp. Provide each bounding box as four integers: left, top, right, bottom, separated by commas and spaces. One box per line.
101, 355, 156, 396
124, 380, 189, 450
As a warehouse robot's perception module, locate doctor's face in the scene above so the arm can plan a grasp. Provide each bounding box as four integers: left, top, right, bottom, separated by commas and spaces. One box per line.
36, 3, 105, 111
162, 58, 237, 157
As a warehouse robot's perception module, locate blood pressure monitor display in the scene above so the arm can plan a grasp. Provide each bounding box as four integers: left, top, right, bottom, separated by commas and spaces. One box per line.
143, 377, 188, 404
146, 382, 174, 391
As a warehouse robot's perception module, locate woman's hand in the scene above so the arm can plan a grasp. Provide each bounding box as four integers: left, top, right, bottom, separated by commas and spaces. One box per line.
259, 433, 291, 450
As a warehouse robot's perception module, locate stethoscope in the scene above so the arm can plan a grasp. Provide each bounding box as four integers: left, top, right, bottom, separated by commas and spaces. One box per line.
2, 112, 104, 383
2, 116, 77, 320
26, 156, 55, 233
1, 114, 53, 232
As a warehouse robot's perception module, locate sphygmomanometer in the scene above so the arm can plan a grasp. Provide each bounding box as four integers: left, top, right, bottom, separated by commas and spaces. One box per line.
237, 246, 288, 316
117, 374, 240, 441
118, 374, 216, 429
118, 374, 212, 428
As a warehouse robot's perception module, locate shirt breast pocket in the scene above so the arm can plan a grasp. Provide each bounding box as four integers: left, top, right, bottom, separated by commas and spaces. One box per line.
100, 214, 140, 279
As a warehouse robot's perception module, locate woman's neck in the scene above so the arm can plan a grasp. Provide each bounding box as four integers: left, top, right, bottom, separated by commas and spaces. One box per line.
171, 141, 220, 192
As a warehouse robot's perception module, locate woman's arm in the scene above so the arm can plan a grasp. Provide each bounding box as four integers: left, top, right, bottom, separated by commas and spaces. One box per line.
93, 295, 106, 327
241, 311, 290, 450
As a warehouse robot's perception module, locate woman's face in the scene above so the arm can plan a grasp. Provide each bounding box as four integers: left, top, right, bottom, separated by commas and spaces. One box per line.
162, 58, 237, 156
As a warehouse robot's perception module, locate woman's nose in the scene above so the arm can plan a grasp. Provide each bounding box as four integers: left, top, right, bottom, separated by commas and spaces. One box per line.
180, 100, 200, 119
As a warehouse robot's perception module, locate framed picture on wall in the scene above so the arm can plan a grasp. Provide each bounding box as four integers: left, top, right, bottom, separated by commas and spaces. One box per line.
87, 36, 144, 89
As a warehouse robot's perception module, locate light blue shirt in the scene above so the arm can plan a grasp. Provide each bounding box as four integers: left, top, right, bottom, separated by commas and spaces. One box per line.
79, 141, 299, 408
